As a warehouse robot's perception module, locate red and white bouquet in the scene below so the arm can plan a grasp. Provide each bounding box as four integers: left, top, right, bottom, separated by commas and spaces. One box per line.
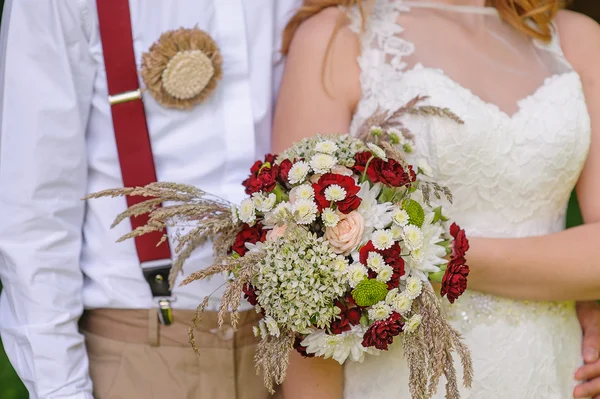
89, 100, 473, 398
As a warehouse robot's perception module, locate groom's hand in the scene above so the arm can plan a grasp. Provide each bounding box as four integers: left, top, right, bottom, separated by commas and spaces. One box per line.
574, 301, 600, 399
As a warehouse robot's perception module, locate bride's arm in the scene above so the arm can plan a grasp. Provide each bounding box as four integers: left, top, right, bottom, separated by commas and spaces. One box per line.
464, 12, 600, 302
272, 8, 361, 398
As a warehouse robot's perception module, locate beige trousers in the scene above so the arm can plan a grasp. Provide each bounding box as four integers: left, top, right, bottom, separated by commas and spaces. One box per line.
80, 308, 277, 399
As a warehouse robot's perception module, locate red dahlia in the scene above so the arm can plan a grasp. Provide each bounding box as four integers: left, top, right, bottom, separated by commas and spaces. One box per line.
231, 223, 267, 256
352, 151, 374, 176
441, 223, 470, 303
441, 257, 470, 304
242, 154, 279, 195
330, 299, 362, 334
450, 222, 470, 258
278, 159, 294, 185
312, 173, 362, 214
369, 158, 416, 187
361, 312, 404, 351
359, 241, 405, 289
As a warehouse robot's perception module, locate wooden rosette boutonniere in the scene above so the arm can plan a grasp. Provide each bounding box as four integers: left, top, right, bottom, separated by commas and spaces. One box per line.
141, 27, 223, 110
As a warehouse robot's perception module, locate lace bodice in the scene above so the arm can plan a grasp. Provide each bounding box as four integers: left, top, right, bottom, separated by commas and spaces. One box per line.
349, 1, 590, 240
344, 1, 591, 398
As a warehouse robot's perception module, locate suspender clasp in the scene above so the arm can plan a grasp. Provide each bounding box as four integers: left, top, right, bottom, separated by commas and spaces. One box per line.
157, 298, 174, 326
108, 89, 142, 105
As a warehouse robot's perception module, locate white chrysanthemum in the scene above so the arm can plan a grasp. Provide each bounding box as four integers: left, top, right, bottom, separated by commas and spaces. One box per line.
231, 205, 239, 224
403, 141, 414, 154
264, 316, 281, 337
293, 199, 318, 225
367, 142, 388, 161
390, 225, 403, 240
301, 325, 379, 364
403, 225, 424, 251
356, 182, 394, 242
252, 325, 261, 338
263, 202, 292, 226
376, 264, 394, 283
252, 192, 277, 213
418, 159, 433, 177
324, 184, 347, 202
404, 314, 423, 334
391, 207, 410, 227
238, 198, 256, 224
366, 252, 385, 271
288, 161, 310, 184
295, 184, 315, 200
347, 263, 368, 288
405, 213, 448, 280
368, 302, 392, 321
372, 229, 394, 251
391, 292, 413, 315
256, 230, 349, 333
385, 288, 399, 303
322, 208, 341, 228
404, 276, 423, 300
310, 153, 337, 174
315, 140, 339, 154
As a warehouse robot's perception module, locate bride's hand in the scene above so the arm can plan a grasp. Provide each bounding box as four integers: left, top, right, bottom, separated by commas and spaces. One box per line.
574, 301, 600, 398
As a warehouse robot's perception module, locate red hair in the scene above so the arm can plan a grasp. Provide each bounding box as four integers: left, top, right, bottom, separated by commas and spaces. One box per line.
282, 0, 567, 55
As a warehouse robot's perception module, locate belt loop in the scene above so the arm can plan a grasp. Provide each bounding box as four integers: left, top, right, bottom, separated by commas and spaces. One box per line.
148, 308, 159, 347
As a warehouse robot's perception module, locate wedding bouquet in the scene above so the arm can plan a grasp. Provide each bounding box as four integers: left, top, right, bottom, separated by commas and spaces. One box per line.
88, 97, 473, 398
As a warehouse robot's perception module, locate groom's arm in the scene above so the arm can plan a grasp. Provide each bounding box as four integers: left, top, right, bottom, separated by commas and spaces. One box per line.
0, 1, 95, 397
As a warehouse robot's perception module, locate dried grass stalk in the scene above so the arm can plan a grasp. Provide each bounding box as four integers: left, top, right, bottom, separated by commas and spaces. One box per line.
402, 327, 429, 399
358, 95, 464, 145
85, 182, 240, 288
180, 251, 264, 330
255, 330, 295, 394
188, 297, 210, 356
411, 284, 473, 399
420, 181, 454, 207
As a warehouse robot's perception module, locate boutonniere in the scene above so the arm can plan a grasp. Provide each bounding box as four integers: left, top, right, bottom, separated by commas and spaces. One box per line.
141, 27, 222, 110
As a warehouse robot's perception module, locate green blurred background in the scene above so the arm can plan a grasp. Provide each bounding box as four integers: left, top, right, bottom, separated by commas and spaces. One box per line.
0, 0, 596, 398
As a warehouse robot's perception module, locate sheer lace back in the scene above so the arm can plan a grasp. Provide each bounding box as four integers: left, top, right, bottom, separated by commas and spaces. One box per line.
344, 2, 591, 398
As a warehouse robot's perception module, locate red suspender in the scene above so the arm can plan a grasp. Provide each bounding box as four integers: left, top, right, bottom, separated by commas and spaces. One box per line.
96, 0, 174, 324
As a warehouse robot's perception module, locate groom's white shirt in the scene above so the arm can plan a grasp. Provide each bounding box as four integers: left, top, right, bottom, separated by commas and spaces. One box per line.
0, 0, 300, 397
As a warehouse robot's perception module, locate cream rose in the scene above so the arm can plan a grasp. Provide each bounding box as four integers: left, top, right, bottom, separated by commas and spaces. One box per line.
266, 225, 287, 241
331, 165, 354, 176
324, 211, 365, 255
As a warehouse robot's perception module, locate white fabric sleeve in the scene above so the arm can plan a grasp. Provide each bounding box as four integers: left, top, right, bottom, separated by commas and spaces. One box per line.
0, 1, 95, 398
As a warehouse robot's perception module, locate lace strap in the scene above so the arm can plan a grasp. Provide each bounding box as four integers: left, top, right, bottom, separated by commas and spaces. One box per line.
344, 0, 415, 99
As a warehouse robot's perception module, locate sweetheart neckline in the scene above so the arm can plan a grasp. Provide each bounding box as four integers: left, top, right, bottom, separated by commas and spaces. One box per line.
406, 63, 581, 121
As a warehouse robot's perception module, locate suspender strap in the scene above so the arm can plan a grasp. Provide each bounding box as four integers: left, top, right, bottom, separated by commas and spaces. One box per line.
96, 0, 174, 324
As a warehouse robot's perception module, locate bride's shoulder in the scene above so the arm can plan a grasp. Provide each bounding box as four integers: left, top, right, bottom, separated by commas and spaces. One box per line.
290, 6, 358, 48
284, 6, 362, 109
555, 10, 600, 73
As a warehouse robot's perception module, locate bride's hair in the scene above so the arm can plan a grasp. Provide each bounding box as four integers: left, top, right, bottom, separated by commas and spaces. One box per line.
282, 0, 567, 55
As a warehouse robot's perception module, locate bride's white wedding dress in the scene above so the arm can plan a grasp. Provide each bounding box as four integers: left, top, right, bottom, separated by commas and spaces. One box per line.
343, 1, 591, 398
